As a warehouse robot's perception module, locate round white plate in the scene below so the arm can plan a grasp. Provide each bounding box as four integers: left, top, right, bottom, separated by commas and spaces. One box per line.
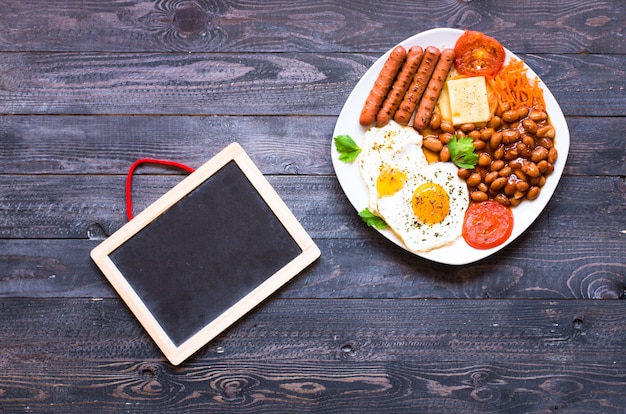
331, 28, 570, 265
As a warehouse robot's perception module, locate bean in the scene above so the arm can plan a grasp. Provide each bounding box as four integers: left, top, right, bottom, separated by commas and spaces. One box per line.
493, 145, 505, 160
490, 132, 503, 149
516, 181, 529, 192
456, 130, 466, 138
484, 171, 499, 185
439, 146, 450, 162
423, 136, 443, 152
490, 159, 505, 171
538, 175, 547, 187
522, 118, 538, 134
471, 191, 489, 202
522, 134, 536, 148
527, 186, 540, 200
487, 116, 502, 129
504, 148, 519, 161
478, 152, 492, 167
529, 110, 547, 122
513, 190, 525, 200
473, 140, 486, 151
490, 177, 507, 191
502, 110, 519, 123
537, 160, 549, 173
457, 168, 471, 179
494, 194, 510, 206
536, 125, 554, 138
430, 112, 441, 130
477, 182, 488, 193
439, 132, 452, 144
544, 162, 554, 174
498, 166, 512, 177
502, 129, 520, 144
532, 146, 549, 162
513, 168, 527, 183
480, 127, 494, 141
522, 161, 541, 178
469, 130, 481, 140
548, 147, 558, 164
517, 106, 530, 119
510, 197, 522, 207
509, 158, 523, 170
466, 172, 482, 187
460, 123, 476, 133
539, 139, 553, 152
504, 181, 517, 195
440, 120, 455, 134
516, 142, 531, 158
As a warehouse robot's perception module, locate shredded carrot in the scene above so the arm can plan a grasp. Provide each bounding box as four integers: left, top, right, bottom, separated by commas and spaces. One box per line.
488, 58, 545, 111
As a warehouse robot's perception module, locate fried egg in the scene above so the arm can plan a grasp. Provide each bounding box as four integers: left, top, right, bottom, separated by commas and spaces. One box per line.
377, 162, 469, 252
358, 120, 428, 215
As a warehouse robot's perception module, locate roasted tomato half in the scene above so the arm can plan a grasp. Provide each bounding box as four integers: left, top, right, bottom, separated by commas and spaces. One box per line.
454, 30, 506, 78
462, 200, 514, 249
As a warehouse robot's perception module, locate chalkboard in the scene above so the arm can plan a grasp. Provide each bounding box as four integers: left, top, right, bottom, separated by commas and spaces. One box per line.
90, 143, 320, 365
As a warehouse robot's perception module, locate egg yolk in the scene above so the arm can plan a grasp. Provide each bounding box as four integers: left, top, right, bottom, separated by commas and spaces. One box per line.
376, 169, 407, 197
412, 182, 450, 224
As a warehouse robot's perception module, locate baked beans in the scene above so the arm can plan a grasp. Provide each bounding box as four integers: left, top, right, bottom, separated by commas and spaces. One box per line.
424, 104, 557, 207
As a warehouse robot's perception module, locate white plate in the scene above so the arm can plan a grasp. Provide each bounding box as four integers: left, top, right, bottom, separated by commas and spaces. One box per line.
331, 28, 570, 265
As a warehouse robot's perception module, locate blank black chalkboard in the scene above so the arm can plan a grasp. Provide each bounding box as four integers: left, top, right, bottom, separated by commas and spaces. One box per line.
90, 143, 320, 365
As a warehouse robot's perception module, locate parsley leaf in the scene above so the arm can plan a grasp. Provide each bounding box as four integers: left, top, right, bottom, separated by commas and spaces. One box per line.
447, 135, 479, 169
334, 134, 362, 163
359, 208, 388, 229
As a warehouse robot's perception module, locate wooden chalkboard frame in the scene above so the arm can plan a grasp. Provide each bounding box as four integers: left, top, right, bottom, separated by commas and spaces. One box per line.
90, 143, 320, 365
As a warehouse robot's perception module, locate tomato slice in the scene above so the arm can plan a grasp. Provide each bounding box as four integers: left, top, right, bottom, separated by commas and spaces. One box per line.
454, 30, 506, 78
462, 200, 514, 249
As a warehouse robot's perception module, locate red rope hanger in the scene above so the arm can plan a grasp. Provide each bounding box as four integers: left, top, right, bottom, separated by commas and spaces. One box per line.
125, 158, 195, 221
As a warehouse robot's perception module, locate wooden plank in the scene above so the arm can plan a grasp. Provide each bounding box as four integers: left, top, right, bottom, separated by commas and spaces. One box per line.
0, 115, 623, 177
0, 52, 622, 116
1, 0, 623, 54
0, 297, 624, 412
2, 236, 624, 301
1, 175, 623, 240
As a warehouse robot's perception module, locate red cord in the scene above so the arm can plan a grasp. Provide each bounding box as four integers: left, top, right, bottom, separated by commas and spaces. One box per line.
125, 158, 195, 221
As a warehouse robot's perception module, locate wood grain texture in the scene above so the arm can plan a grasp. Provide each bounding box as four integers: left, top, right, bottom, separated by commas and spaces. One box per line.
0, 0, 623, 53
2, 237, 625, 301
0, 52, 623, 116
0, 298, 625, 412
1, 174, 624, 239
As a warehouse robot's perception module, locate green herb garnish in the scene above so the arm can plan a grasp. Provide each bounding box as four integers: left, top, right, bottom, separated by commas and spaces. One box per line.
359, 208, 388, 229
334, 134, 362, 163
447, 135, 479, 169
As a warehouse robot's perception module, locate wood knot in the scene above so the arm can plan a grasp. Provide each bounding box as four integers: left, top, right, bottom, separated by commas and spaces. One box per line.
567, 263, 626, 299
172, 2, 208, 37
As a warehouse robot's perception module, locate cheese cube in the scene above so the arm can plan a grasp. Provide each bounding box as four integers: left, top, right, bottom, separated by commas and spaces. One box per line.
446, 76, 491, 126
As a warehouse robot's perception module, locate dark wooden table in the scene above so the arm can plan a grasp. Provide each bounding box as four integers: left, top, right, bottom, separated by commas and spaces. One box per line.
1, 1, 625, 412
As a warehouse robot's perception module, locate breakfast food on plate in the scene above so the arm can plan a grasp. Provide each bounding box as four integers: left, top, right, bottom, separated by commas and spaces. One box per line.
359, 45, 407, 126
462, 200, 513, 249
394, 46, 441, 126
376, 46, 424, 127
377, 162, 469, 252
453, 30, 505, 78
337, 29, 560, 254
358, 121, 428, 215
413, 48, 455, 130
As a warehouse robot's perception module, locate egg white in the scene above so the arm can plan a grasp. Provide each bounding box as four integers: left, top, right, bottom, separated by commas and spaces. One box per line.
377, 162, 469, 253
358, 121, 428, 215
